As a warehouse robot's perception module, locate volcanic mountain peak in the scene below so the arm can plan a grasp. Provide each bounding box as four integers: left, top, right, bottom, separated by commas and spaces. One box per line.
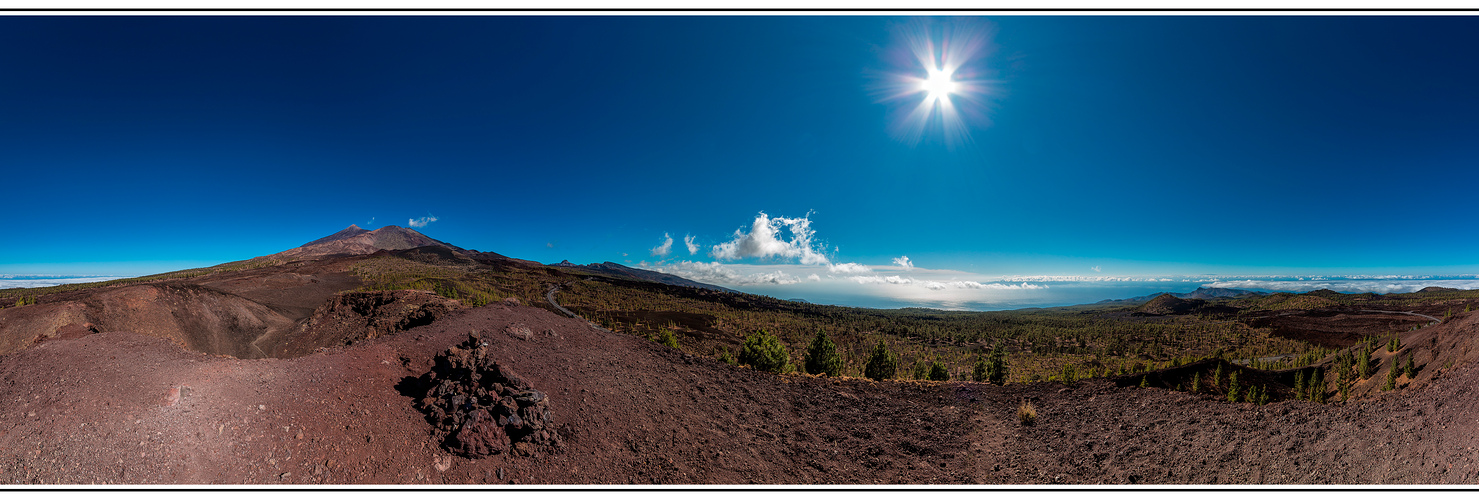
301, 224, 371, 247
275, 225, 463, 261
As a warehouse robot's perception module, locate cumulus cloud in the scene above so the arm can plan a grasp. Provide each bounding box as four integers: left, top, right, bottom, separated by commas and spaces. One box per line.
1092, 266, 1102, 273
683, 234, 699, 255
651, 233, 674, 257
808, 274, 821, 281
710, 212, 830, 265
893, 256, 913, 270
408, 214, 439, 228
827, 262, 873, 274
924, 281, 947, 290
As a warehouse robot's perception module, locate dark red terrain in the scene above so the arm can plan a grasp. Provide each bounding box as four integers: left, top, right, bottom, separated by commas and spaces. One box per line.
2, 299, 1478, 484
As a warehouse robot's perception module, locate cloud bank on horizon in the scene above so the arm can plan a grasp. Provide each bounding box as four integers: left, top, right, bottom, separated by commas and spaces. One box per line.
638, 211, 1479, 310
640, 211, 1069, 308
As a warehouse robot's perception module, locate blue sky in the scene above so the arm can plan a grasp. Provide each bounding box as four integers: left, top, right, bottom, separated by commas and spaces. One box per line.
5, 15, 1479, 306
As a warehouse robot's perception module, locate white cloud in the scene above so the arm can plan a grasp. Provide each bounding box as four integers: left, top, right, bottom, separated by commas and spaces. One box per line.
1207, 279, 1479, 295
408, 214, 439, 228
1092, 266, 1102, 273
808, 274, 821, 281
683, 234, 699, 255
893, 256, 913, 270
852, 275, 914, 285
710, 212, 831, 266
651, 233, 674, 257
1, 276, 133, 290
951, 280, 1045, 290
924, 281, 947, 290
644, 261, 806, 286
827, 262, 873, 274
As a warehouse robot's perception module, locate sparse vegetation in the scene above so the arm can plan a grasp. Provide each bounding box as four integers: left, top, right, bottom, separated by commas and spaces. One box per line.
1017, 401, 1037, 426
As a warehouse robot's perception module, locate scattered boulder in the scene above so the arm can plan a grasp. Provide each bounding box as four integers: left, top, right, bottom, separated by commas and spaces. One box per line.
416, 332, 562, 458
504, 323, 534, 341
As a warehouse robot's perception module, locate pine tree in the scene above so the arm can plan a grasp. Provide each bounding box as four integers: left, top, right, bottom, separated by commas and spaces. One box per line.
739, 330, 790, 374
1227, 371, 1240, 403
863, 340, 898, 381
804, 330, 844, 377
928, 361, 949, 381
1294, 370, 1306, 400
1403, 353, 1416, 379
1383, 363, 1398, 391
1356, 342, 1373, 378
1191, 372, 1200, 393
985, 342, 1009, 385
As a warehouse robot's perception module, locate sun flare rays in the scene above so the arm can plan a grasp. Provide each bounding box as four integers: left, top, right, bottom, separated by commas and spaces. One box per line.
874, 19, 996, 148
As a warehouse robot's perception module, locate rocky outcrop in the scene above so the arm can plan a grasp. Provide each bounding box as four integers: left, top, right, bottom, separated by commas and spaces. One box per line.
276, 290, 459, 357
415, 332, 562, 458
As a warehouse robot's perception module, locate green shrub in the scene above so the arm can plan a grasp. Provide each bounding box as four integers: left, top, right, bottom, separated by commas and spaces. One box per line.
716, 346, 736, 365
1227, 371, 1240, 403
659, 328, 680, 349
972, 356, 989, 382
912, 360, 930, 380
1139, 375, 1149, 388
1191, 372, 1200, 393
864, 340, 898, 381
1059, 364, 1077, 385
1403, 353, 1416, 378
1383, 363, 1397, 391
1387, 336, 1401, 353
804, 330, 844, 377
928, 361, 949, 381
739, 330, 791, 374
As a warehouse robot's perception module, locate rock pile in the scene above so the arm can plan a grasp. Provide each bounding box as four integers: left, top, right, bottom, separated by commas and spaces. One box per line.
417, 332, 562, 458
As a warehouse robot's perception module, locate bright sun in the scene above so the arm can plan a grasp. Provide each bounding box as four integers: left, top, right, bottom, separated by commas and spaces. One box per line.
920, 67, 957, 101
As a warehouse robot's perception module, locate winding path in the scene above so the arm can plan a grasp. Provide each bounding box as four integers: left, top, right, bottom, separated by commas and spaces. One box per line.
545, 284, 579, 319
1360, 309, 1443, 324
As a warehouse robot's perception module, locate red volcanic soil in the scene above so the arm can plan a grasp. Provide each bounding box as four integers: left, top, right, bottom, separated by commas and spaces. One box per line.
2, 303, 1479, 484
